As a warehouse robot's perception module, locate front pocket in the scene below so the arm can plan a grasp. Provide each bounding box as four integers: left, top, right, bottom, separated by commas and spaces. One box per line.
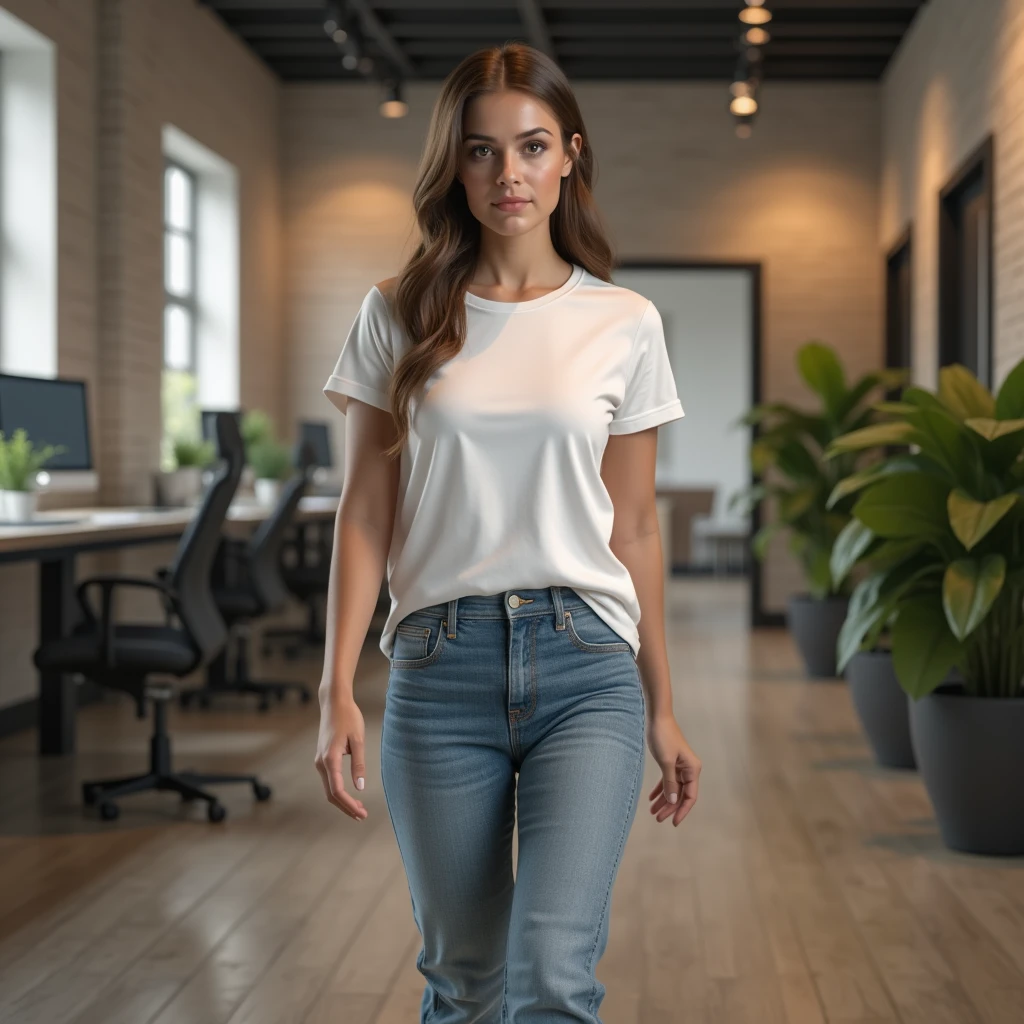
563, 608, 634, 655
391, 618, 447, 668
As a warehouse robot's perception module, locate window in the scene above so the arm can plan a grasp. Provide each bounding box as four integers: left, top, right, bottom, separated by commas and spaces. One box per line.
162, 162, 200, 469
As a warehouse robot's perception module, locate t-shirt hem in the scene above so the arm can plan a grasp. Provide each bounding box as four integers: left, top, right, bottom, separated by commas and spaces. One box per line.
323, 374, 390, 414
607, 399, 685, 435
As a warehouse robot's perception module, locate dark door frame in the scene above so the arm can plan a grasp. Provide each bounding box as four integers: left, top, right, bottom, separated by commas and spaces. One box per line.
938, 133, 994, 388
612, 260, 774, 628
885, 224, 913, 384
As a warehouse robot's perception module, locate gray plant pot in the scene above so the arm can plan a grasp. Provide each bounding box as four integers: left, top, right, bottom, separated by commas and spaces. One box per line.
846, 650, 915, 769
786, 593, 850, 679
909, 686, 1024, 856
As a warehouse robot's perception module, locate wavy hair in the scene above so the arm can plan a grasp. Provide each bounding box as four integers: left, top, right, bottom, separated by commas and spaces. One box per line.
383, 42, 615, 458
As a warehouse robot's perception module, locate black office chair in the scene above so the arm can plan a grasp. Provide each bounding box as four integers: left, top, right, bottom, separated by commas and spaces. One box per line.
32, 413, 272, 823
179, 445, 315, 711
260, 525, 330, 659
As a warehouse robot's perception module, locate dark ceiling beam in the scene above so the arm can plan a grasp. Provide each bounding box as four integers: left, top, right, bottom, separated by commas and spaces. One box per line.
371, 0, 923, 9
517, 0, 555, 60
206, 0, 325, 9
345, 0, 416, 79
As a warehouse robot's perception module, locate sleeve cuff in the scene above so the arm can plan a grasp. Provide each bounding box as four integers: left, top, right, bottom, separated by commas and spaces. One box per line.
608, 399, 685, 435
323, 374, 391, 415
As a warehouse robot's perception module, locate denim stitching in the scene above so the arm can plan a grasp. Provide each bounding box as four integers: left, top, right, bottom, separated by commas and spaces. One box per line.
563, 610, 633, 655
391, 619, 448, 670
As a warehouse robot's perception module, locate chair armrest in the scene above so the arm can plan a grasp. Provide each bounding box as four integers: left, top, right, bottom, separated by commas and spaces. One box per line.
76, 575, 181, 669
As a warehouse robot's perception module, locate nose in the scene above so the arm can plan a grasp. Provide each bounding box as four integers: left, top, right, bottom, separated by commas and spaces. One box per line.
498, 152, 521, 185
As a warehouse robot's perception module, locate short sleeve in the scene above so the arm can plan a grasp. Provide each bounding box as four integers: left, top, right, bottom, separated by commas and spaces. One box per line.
323, 285, 394, 415
608, 300, 685, 434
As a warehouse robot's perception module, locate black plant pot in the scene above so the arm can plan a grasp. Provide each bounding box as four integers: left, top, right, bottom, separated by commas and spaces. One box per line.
909, 685, 1024, 856
786, 594, 850, 679
846, 650, 915, 770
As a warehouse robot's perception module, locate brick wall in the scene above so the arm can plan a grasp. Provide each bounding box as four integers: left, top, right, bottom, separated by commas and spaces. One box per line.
0, 0, 283, 709
281, 79, 884, 615
881, 0, 1024, 387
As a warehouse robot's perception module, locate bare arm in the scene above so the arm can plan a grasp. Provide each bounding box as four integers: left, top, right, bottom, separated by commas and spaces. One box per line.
315, 396, 400, 821
601, 428, 701, 826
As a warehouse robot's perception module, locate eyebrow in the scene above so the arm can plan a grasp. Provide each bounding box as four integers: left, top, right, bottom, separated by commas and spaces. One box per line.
463, 127, 553, 143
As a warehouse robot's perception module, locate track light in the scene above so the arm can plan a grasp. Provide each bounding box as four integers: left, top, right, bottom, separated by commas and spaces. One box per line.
739, 6, 772, 25
380, 79, 408, 118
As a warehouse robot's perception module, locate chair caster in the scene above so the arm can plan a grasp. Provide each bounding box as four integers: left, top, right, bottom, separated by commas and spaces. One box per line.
258, 697, 271, 712
99, 801, 120, 821
253, 782, 272, 802
207, 802, 227, 823
83, 783, 99, 806
179, 692, 191, 709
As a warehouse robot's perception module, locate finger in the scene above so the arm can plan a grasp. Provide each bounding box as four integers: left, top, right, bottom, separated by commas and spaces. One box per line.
649, 781, 664, 800
673, 782, 699, 826
660, 765, 680, 807
327, 761, 367, 820
349, 737, 367, 794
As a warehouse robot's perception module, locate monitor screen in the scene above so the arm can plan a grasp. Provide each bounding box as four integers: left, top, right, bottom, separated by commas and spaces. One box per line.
0, 374, 93, 471
299, 420, 332, 468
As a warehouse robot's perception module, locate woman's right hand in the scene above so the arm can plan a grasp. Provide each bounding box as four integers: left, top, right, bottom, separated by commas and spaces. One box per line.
314, 691, 369, 821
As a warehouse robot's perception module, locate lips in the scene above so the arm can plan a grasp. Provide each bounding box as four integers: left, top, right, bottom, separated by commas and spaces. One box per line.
494, 197, 530, 210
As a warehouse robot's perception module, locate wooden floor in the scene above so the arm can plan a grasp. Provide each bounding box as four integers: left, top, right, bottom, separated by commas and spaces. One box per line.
1, 578, 1023, 1023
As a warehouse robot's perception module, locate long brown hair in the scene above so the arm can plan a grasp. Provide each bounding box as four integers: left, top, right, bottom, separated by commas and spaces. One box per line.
383, 42, 615, 458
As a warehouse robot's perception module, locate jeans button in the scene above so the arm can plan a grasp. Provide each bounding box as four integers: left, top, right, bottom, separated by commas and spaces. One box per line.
508, 594, 521, 608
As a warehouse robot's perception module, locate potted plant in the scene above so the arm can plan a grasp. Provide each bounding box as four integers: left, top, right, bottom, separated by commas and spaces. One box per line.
155, 436, 215, 507
240, 408, 276, 492
248, 439, 292, 506
0, 429, 64, 522
826, 361, 1024, 854
731, 341, 907, 678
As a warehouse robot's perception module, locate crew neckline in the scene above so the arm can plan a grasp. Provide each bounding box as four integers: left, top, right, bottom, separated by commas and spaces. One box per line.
464, 262, 585, 312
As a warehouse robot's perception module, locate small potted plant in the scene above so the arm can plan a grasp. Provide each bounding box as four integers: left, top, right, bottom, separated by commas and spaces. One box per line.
156, 436, 215, 507
248, 439, 292, 506
0, 429, 64, 522
826, 361, 1024, 854
731, 341, 907, 678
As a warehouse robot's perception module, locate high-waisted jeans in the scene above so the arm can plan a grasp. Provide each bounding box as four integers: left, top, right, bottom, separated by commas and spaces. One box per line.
380, 586, 647, 1024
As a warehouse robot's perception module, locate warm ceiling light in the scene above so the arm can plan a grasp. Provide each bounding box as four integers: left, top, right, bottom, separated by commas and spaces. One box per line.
731, 79, 754, 97
332, 28, 348, 43
730, 95, 759, 116
745, 0, 767, 6
745, 27, 771, 45
380, 80, 408, 118
736, 124, 753, 139
739, 7, 773, 25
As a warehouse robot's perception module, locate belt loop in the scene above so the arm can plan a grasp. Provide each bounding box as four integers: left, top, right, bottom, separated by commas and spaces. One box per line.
447, 598, 458, 639
551, 586, 565, 631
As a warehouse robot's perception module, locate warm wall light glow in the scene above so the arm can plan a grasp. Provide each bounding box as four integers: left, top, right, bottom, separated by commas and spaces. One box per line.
745, 27, 771, 45
731, 79, 754, 97
736, 124, 753, 138
380, 99, 407, 118
739, 8, 772, 25
730, 95, 759, 116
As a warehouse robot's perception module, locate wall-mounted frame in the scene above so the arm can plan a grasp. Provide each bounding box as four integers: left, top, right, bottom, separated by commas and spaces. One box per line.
938, 134, 994, 389
611, 260, 773, 628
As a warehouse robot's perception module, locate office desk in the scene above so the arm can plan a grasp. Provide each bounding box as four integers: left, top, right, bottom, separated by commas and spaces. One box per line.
0, 496, 339, 756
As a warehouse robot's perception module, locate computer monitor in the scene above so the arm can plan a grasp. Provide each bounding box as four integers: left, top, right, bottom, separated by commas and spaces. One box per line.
0, 373, 96, 491
298, 420, 332, 468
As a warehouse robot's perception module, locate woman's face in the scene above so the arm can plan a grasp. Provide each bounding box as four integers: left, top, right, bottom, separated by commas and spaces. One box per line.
457, 89, 581, 237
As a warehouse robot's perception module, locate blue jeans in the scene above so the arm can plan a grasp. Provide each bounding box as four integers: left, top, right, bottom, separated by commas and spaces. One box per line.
380, 586, 647, 1024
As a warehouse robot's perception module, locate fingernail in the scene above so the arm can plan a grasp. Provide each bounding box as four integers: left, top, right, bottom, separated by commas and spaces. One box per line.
668, 792, 678, 803
356, 778, 365, 790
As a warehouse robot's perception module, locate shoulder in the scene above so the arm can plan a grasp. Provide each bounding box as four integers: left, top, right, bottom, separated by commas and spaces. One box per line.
373, 276, 398, 302
579, 269, 653, 324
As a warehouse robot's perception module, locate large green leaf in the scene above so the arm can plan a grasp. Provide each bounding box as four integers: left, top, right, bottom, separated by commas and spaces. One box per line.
912, 407, 981, 485
942, 555, 1006, 641
775, 440, 822, 483
830, 518, 875, 588
938, 364, 996, 421
864, 537, 925, 572
797, 342, 847, 419
891, 597, 965, 699
825, 421, 921, 457
995, 358, 1024, 419
826, 455, 941, 509
947, 490, 1018, 550
965, 417, 1024, 441
778, 486, 818, 522
852, 473, 951, 539
752, 521, 783, 561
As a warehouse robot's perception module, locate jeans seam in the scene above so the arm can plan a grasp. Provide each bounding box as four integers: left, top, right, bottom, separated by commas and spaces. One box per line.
585, 728, 645, 1018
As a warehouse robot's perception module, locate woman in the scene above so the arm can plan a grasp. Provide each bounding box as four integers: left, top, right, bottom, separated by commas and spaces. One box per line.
315, 42, 701, 1024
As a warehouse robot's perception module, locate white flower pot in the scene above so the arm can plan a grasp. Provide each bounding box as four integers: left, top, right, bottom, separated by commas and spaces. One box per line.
155, 466, 203, 507
254, 477, 281, 507
0, 489, 38, 522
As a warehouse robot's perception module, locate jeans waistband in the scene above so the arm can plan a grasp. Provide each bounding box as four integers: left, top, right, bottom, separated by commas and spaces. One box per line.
411, 587, 590, 638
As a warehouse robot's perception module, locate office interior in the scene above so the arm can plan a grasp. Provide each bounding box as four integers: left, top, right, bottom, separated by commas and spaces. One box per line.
1, 0, 1023, 1021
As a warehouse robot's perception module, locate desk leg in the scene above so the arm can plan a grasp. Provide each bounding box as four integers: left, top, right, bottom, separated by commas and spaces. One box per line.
39, 555, 77, 756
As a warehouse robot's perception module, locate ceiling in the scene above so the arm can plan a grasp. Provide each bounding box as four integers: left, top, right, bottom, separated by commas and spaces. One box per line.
201, 0, 929, 84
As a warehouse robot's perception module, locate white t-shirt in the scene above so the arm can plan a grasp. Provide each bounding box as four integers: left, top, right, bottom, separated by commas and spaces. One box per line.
323, 262, 685, 661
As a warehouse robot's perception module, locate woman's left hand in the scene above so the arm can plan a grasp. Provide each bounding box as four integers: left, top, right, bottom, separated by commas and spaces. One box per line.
646, 712, 701, 827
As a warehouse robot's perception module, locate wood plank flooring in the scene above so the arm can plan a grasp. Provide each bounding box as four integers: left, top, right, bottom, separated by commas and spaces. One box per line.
1, 578, 1022, 1023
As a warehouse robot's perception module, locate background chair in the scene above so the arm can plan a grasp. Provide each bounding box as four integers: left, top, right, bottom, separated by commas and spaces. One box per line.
179, 445, 315, 711
32, 413, 272, 823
